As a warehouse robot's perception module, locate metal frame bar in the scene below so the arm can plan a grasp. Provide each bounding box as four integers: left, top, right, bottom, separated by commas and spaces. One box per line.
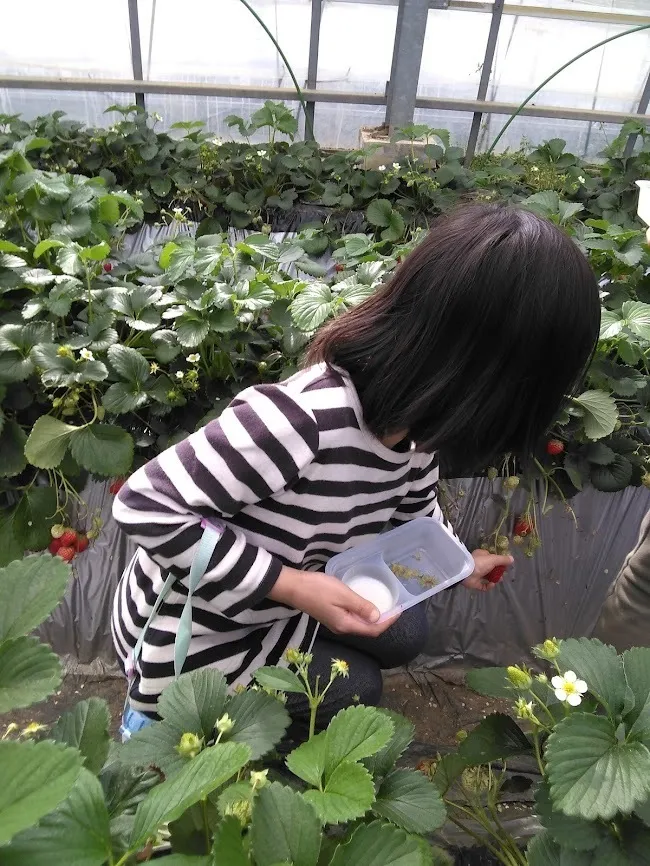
305, 0, 322, 141
127, 0, 145, 110
386, 0, 430, 133
1, 75, 647, 128
464, 0, 504, 164
624, 66, 650, 157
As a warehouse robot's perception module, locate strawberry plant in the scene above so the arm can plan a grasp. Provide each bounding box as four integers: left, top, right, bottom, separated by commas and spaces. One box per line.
0, 553, 450, 864
428, 637, 650, 864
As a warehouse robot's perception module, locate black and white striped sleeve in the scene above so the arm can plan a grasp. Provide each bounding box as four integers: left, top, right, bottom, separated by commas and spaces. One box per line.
113, 384, 319, 617
390, 454, 448, 528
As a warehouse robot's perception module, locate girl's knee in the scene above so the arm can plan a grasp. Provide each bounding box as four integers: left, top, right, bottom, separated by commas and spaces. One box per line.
380, 604, 429, 668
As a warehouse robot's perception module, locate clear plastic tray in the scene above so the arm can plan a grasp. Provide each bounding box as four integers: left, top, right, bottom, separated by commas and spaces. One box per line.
326, 518, 474, 621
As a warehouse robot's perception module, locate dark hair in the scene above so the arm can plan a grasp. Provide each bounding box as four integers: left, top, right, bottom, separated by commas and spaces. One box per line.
307, 203, 600, 467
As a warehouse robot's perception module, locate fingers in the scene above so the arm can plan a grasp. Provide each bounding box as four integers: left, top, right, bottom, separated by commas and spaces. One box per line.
335, 582, 380, 624
339, 611, 401, 638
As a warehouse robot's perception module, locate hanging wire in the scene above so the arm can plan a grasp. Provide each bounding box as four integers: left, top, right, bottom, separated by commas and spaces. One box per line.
237, 0, 315, 140
487, 22, 650, 155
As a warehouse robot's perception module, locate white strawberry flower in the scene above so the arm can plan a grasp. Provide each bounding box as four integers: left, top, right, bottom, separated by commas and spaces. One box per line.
378, 165, 386, 171
551, 671, 588, 706
186, 353, 200, 363
80, 348, 94, 361
578, 175, 586, 184
175, 370, 185, 380
257, 150, 267, 157
392, 162, 400, 170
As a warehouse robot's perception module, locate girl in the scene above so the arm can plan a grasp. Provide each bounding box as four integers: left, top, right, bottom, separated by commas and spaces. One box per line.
112, 203, 600, 738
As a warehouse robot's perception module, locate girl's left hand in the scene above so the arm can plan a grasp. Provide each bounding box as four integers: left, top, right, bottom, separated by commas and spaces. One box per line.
462, 549, 514, 592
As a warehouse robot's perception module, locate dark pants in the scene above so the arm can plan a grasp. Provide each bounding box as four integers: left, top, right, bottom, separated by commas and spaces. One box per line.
285, 604, 428, 738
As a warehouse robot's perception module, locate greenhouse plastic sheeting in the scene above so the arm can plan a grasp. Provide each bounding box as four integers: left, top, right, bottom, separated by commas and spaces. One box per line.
36, 476, 650, 673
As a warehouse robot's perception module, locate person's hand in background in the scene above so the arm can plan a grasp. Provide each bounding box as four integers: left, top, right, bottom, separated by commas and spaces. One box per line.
462, 549, 514, 592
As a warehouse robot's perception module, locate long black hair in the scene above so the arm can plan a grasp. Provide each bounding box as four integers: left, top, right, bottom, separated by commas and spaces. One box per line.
307, 203, 600, 467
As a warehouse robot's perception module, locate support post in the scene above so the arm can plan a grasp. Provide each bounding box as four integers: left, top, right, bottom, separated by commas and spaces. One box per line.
464, 0, 504, 164
385, 0, 429, 134
624, 66, 650, 157
128, 0, 146, 110
305, 0, 322, 140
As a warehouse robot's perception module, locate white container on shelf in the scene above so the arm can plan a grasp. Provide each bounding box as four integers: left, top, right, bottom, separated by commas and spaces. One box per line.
636, 181, 650, 241
327, 517, 474, 622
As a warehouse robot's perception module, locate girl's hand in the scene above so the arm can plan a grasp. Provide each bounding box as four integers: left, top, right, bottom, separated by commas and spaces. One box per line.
268, 567, 400, 637
462, 549, 514, 592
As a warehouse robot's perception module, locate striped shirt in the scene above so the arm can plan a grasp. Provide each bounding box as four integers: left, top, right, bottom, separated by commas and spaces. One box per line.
111, 363, 445, 715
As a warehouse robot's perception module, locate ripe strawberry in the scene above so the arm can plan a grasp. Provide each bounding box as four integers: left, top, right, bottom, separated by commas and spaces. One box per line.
75, 534, 89, 553
103, 262, 113, 273
57, 546, 76, 563
486, 565, 506, 584
48, 539, 62, 554
334, 264, 344, 272
109, 477, 125, 495
59, 529, 78, 547
513, 518, 532, 537
546, 439, 564, 456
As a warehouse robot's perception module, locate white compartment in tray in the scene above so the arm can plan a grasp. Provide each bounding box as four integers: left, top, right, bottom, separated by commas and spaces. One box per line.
327, 518, 474, 621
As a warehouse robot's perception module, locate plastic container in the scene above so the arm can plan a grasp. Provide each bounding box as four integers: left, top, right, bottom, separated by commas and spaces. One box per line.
326, 517, 474, 621
637, 180, 650, 226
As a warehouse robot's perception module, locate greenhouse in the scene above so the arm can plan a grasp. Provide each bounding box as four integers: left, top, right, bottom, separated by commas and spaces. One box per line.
1, 0, 650, 863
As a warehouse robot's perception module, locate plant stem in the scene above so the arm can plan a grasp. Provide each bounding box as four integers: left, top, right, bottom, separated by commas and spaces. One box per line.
201, 797, 210, 854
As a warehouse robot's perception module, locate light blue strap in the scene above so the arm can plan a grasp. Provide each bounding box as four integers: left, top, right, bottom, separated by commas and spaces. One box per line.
128, 520, 223, 683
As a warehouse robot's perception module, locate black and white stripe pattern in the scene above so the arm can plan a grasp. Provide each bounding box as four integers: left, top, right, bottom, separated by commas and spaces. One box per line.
111, 363, 444, 715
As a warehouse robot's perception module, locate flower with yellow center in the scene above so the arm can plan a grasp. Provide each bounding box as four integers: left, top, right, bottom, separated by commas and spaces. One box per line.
250, 769, 269, 790
216, 713, 234, 735
551, 671, 588, 706
331, 658, 349, 678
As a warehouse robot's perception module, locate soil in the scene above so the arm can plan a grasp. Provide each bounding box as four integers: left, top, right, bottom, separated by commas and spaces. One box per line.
0, 666, 511, 746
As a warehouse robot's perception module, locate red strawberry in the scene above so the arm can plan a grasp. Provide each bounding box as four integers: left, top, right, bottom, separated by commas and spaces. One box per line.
48, 539, 62, 554
396, 256, 402, 263
75, 534, 89, 553
513, 518, 532, 537
109, 477, 125, 495
103, 262, 113, 273
59, 529, 77, 547
546, 439, 564, 456
334, 264, 344, 272
57, 546, 76, 563
486, 565, 506, 584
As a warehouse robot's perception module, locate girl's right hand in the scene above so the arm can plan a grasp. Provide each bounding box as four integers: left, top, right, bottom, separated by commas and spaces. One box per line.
268, 567, 400, 637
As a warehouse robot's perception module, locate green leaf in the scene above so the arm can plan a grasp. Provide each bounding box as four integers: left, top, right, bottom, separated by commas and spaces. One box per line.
56, 243, 83, 276
286, 732, 327, 788
324, 705, 394, 776
303, 761, 375, 824
33, 238, 65, 259
623, 647, 650, 729
329, 819, 434, 866
251, 782, 321, 866
546, 713, 650, 820
119, 720, 190, 777
50, 698, 110, 775
527, 831, 594, 866
24, 415, 77, 469
12, 487, 59, 551
79, 242, 110, 262
557, 637, 626, 715
129, 742, 250, 848
621, 300, 650, 341
291, 282, 335, 331
558, 201, 585, 224
102, 382, 149, 414
0, 635, 62, 713
69, 423, 134, 477
381, 211, 406, 243
98, 195, 121, 223
0, 552, 70, 640
465, 667, 512, 699
158, 668, 228, 738
573, 390, 618, 440
0, 740, 82, 844
458, 713, 531, 764
583, 442, 616, 466
254, 665, 306, 694
523, 191, 560, 217
591, 455, 633, 493
373, 768, 446, 833
599, 310, 623, 340
0, 512, 23, 567
3, 768, 113, 866
150, 176, 172, 197
176, 314, 211, 348
366, 199, 394, 228
224, 689, 290, 760
363, 710, 414, 780
534, 782, 604, 852
0, 420, 27, 477
212, 815, 248, 866
0, 241, 25, 254
166, 242, 197, 283
107, 344, 150, 384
